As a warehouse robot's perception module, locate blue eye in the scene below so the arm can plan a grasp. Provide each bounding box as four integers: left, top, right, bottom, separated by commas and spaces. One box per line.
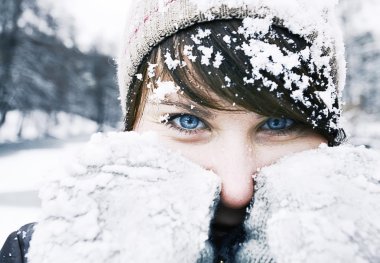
171, 114, 205, 130
262, 117, 294, 130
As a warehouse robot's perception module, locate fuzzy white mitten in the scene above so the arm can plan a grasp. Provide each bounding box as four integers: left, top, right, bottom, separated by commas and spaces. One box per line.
236, 144, 380, 263
28, 132, 220, 263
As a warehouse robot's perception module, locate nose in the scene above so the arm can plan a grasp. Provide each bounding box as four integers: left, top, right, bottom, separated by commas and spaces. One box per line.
210, 139, 256, 209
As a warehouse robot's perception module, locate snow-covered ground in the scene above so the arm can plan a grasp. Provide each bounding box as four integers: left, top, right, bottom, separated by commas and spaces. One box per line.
0, 110, 116, 246
0, 136, 90, 246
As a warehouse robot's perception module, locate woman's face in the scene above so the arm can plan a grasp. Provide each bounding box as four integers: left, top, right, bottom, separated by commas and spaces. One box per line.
135, 90, 327, 229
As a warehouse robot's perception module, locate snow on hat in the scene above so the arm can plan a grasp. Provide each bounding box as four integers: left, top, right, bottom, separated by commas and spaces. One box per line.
117, 0, 346, 127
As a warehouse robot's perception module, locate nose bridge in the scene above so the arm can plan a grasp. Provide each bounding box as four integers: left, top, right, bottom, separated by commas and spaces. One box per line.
211, 132, 256, 209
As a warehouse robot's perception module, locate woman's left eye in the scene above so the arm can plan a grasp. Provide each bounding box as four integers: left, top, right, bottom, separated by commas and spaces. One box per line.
165, 114, 207, 133
261, 117, 295, 131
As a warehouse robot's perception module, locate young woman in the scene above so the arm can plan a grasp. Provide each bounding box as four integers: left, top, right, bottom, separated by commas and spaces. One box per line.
2, 1, 379, 263
119, 1, 345, 256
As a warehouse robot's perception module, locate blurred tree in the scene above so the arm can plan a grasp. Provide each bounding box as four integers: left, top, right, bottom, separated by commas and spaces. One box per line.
0, 0, 58, 125
0, 0, 23, 125
91, 51, 110, 132
339, 0, 380, 115
0, 0, 121, 134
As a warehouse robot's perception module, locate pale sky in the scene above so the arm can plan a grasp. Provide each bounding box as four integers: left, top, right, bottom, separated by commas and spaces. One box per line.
41, 0, 131, 55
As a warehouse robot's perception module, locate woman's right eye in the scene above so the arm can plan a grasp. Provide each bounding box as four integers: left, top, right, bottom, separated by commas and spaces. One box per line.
261, 117, 295, 131
164, 114, 207, 134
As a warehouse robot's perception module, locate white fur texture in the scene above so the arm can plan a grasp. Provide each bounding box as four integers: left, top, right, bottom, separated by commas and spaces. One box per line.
237, 145, 380, 263
28, 132, 220, 263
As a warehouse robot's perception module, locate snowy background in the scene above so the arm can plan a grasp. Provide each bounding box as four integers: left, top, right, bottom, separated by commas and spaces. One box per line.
1, 0, 380, 246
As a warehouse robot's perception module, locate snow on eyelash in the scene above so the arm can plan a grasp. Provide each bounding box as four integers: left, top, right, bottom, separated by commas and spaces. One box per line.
159, 113, 170, 124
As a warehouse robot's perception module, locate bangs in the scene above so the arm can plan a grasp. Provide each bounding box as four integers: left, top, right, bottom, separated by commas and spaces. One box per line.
156, 20, 321, 123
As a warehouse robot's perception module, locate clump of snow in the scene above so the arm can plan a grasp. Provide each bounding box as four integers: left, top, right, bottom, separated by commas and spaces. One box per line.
223, 35, 231, 44
158, 113, 170, 124
28, 132, 220, 263
135, 73, 143, 80
191, 29, 211, 44
149, 80, 180, 103
184, 43, 224, 68
183, 45, 197, 62
224, 76, 232, 88
241, 39, 300, 78
164, 52, 185, 70
197, 45, 214, 66
238, 19, 332, 114
317, 87, 336, 110
147, 63, 157, 78
237, 144, 380, 262
213, 51, 224, 68
238, 16, 272, 37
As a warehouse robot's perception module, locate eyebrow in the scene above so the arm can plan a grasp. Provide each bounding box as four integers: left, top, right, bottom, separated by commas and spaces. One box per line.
160, 101, 216, 119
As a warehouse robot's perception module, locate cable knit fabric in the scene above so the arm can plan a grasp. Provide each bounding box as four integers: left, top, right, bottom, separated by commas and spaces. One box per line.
27, 132, 221, 263
236, 145, 380, 263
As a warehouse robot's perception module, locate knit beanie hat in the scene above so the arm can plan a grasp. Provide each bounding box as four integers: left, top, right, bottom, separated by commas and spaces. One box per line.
117, 0, 346, 129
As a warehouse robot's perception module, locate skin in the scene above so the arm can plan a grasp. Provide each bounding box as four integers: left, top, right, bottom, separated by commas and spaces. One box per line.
135, 90, 327, 230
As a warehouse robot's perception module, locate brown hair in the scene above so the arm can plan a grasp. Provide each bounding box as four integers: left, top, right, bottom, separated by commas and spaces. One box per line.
124, 19, 346, 146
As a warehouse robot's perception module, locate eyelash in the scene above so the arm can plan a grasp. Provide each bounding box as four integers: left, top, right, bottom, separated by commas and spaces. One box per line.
258, 125, 298, 136
163, 113, 209, 135
258, 118, 300, 136
162, 113, 301, 136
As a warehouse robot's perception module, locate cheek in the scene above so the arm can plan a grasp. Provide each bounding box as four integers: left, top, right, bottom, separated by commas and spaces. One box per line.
134, 116, 158, 133
158, 139, 212, 167
254, 135, 327, 168
136, 122, 208, 165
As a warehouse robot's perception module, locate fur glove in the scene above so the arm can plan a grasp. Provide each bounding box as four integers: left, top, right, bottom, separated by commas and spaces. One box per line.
28, 132, 220, 263
236, 145, 380, 263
